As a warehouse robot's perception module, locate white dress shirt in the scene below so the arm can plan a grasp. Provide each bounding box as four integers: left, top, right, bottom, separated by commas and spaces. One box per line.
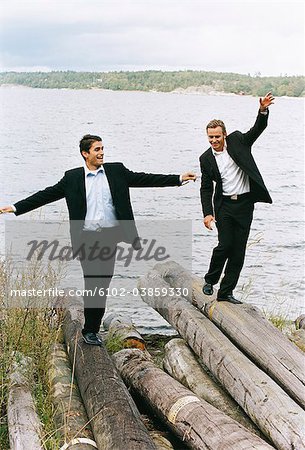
83, 165, 119, 231
11, 168, 184, 218
212, 143, 250, 196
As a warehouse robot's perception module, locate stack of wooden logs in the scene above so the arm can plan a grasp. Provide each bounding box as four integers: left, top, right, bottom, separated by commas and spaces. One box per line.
60, 261, 305, 449
6, 262, 305, 450
132, 260, 305, 450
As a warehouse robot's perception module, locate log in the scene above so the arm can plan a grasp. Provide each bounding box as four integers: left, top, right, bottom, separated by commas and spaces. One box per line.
103, 313, 145, 350
62, 297, 157, 450
138, 270, 305, 450
114, 348, 274, 450
7, 352, 43, 450
48, 343, 97, 449
104, 314, 177, 448
154, 260, 205, 309
203, 302, 305, 409
163, 338, 262, 437
154, 260, 305, 409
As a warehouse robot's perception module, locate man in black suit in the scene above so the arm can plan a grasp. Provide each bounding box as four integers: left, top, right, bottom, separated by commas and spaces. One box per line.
200, 93, 274, 304
0, 135, 196, 344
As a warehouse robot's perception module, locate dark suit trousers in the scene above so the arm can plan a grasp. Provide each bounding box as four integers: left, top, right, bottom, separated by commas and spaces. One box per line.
79, 227, 121, 334
205, 195, 254, 298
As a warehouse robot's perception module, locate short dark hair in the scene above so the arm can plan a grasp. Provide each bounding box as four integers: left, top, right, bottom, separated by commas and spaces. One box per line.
206, 119, 227, 135
79, 134, 102, 159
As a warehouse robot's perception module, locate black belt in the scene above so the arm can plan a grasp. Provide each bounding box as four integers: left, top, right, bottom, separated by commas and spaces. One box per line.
82, 226, 121, 236
222, 192, 251, 201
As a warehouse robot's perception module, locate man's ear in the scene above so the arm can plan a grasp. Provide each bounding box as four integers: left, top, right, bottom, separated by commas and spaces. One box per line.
81, 151, 89, 160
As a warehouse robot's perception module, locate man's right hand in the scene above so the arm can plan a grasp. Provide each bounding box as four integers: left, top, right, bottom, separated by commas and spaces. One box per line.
203, 215, 215, 230
0, 206, 14, 214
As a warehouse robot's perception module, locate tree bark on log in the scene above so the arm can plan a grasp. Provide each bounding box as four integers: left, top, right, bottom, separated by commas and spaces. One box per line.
163, 338, 263, 437
103, 313, 145, 350
149, 432, 174, 450
7, 352, 43, 450
154, 260, 305, 409
154, 260, 205, 309
114, 348, 275, 450
62, 297, 157, 450
48, 343, 97, 449
138, 270, 305, 450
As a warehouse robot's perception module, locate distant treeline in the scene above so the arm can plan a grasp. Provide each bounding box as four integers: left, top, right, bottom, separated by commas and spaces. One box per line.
0, 70, 304, 97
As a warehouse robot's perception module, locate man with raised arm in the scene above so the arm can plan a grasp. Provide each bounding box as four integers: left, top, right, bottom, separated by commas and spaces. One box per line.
0, 134, 196, 345
200, 93, 274, 304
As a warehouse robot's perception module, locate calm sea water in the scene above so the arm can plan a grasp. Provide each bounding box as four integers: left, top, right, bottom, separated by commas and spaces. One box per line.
0, 86, 304, 331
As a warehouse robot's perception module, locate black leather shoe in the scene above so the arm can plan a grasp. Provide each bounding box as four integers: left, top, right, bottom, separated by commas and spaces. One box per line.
217, 294, 243, 304
202, 282, 213, 296
82, 332, 102, 346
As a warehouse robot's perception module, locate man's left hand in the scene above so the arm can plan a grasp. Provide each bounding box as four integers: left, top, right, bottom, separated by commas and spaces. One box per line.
259, 92, 274, 111
181, 172, 197, 183
0, 206, 14, 214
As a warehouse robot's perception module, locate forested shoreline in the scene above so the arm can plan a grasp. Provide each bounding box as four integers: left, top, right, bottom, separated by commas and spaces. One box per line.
0, 70, 304, 97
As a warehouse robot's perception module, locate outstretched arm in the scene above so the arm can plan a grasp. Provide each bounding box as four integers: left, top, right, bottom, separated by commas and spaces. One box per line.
0, 177, 66, 216
124, 165, 196, 188
242, 92, 274, 146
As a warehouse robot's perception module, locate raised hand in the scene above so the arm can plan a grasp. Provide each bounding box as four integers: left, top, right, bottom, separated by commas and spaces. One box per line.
259, 92, 274, 111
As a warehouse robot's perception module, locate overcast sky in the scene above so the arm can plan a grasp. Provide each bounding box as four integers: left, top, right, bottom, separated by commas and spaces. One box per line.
0, 0, 304, 76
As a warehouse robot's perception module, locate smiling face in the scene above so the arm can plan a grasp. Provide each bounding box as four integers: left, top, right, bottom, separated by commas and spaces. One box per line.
207, 126, 226, 152
82, 140, 104, 170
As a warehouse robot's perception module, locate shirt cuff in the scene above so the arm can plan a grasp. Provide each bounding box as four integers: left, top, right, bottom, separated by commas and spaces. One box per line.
260, 109, 268, 115
179, 175, 183, 184
11, 205, 16, 212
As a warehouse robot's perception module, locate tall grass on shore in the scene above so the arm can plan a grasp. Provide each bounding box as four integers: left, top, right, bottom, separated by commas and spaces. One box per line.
0, 257, 66, 449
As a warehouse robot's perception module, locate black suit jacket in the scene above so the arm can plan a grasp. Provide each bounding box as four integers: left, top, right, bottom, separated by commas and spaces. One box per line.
14, 163, 181, 249
199, 110, 272, 219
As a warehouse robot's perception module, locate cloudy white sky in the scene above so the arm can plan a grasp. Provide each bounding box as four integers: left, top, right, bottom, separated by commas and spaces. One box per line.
0, 0, 304, 76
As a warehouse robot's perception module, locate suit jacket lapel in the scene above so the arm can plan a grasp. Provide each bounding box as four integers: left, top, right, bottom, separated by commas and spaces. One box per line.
78, 167, 86, 204
207, 149, 222, 181
226, 140, 239, 166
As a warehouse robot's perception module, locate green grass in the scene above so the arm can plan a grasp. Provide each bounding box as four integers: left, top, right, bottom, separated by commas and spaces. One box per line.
267, 315, 288, 331
105, 332, 126, 354
263, 303, 294, 333
0, 258, 65, 449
